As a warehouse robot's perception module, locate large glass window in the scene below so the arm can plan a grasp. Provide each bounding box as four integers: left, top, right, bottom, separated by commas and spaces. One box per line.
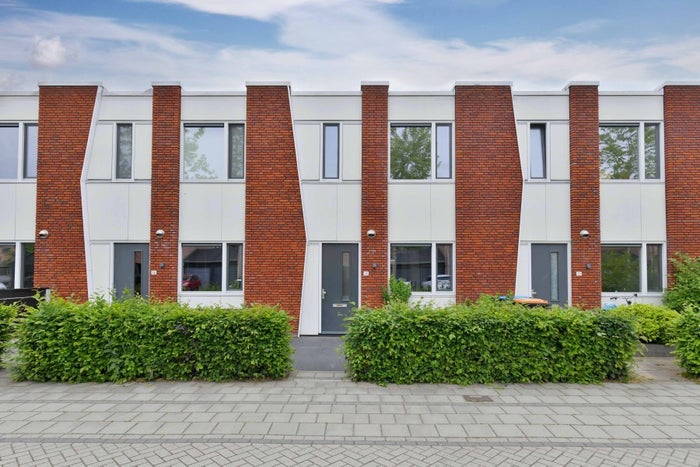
182, 243, 243, 292
600, 123, 660, 180
0, 125, 19, 179
0, 244, 15, 290
391, 123, 452, 180
529, 124, 546, 179
323, 124, 340, 179
602, 244, 663, 293
390, 243, 453, 293
115, 123, 133, 179
228, 124, 245, 179
23, 124, 38, 179
183, 124, 245, 180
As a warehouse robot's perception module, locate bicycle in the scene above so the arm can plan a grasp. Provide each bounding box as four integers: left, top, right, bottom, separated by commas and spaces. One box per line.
602, 293, 637, 310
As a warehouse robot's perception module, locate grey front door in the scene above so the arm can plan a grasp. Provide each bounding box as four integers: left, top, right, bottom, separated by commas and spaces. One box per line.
321, 244, 358, 334
114, 243, 149, 299
531, 244, 567, 307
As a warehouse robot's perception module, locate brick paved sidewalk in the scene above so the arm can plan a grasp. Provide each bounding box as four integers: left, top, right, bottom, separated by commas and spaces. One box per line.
0, 358, 698, 466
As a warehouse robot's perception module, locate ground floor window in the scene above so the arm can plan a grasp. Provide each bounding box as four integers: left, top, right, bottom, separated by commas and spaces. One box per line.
181, 243, 243, 292
390, 243, 453, 292
601, 243, 662, 293
0, 243, 34, 289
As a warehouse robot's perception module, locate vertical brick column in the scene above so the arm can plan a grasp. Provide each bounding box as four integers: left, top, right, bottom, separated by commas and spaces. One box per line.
35, 85, 98, 300
569, 84, 601, 308
149, 85, 181, 301
454, 84, 522, 301
245, 84, 306, 332
664, 85, 700, 280
361, 83, 389, 308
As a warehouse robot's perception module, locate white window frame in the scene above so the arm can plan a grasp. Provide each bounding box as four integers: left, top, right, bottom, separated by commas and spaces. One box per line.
322, 123, 341, 180
389, 122, 454, 182
527, 122, 549, 180
0, 241, 34, 289
179, 242, 244, 294
601, 242, 665, 296
113, 122, 134, 181
389, 242, 455, 294
0, 122, 37, 181
181, 122, 246, 182
599, 121, 663, 182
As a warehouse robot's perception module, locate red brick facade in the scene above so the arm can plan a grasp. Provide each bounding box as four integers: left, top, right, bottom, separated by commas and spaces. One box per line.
569, 85, 601, 308
361, 84, 389, 308
664, 86, 700, 280
149, 85, 181, 301
244, 85, 307, 331
35, 85, 98, 300
454, 85, 522, 301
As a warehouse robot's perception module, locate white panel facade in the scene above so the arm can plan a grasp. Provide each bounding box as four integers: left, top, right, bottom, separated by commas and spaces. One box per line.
516, 122, 528, 179
599, 95, 664, 121
86, 184, 130, 240
14, 184, 36, 240
0, 185, 17, 238
302, 184, 339, 240
549, 123, 570, 180
291, 95, 362, 121
430, 185, 456, 240
89, 243, 112, 296
601, 184, 643, 242
336, 183, 362, 241
181, 95, 246, 121
513, 95, 568, 121
99, 95, 151, 121
133, 123, 152, 180
520, 183, 570, 242
179, 294, 245, 307
180, 184, 222, 241
299, 242, 321, 335
388, 95, 454, 121
389, 184, 431, 241
220, 185, 246, 240
0, 95, 38, 120
127, 184, 151, 240
295, 124, 321, 180
342, 123, 362, 180
640, 184, 666, 241
514, 242, 532, 297
88, 123, 113, 180
545, 183, 571, 241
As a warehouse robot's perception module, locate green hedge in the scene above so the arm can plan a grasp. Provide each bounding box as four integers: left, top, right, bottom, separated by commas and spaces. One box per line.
0, 304, 18, 365
344, 298, 638, 384
671, 305, 700, 377
13, 297, 292, 383
606, 304, 680, 345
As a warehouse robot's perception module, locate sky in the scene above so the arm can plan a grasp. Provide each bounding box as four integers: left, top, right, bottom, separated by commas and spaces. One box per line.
1, 0, 699, 92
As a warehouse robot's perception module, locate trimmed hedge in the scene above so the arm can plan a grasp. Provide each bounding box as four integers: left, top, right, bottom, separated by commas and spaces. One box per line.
671, 305, 700, 377
606, 304, 680, 345
13, 297, 293, 383
344, 298, 638, 384
0, 304, 18, 365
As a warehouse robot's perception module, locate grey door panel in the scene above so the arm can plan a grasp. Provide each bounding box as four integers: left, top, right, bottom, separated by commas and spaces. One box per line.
321, 244, 358, 334
114, 243, 149, 299
531, 244, 567, 307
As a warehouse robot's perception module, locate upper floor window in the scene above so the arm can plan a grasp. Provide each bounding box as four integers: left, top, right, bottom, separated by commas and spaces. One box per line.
323, 123, 340, 179
390, 123, 452, 180
599, 123, 660, 180
529, 123, 546, 179
601, 243, 662, 294
183, 123, 244, 180
0, 123, 37, 180
390, 243, 453, 293
115, 123, 133, 179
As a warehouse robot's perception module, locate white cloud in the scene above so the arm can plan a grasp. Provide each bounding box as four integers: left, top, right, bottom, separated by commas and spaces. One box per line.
557, 19, 610, 35
30, 36, 67, 68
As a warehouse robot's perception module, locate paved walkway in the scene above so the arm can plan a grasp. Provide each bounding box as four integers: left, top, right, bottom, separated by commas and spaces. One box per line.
0, 358, 698, 466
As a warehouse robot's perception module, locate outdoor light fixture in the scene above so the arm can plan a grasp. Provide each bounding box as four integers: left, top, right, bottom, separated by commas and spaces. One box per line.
367, 229, 376, 238
580, 229, 590, 238
38, 229, 49, 239
155, 229, 165, 238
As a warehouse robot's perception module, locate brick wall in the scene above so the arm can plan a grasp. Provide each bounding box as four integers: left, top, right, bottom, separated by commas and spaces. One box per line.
35, 85, 98, 300
569, 84, 601, 308
149, 85, 181, 301
245, 85, 306, 331
361, 84, 389, 308
454, 85, 522, 301
664, 85, 700, 281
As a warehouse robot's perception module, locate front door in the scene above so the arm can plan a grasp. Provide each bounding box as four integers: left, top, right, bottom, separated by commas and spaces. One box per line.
321, 244, 358, 334
114, 243, 149, 299
531, 244, 567, 307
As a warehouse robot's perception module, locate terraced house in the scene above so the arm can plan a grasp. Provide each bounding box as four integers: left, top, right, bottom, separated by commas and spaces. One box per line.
1, 81, 698, 334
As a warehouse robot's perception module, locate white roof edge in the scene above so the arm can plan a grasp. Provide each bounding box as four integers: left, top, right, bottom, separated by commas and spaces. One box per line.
657, 81, 700, 91
245, 81, 291, 87
0, 90, 39, 96
102, 89, 153, 96
361, 81, 390, 86
151, 81, 182, 87
181, 91, 247, 96
563, 81, 600, 90
291, 91, 362, 96
513, 91, 569, 96
38, 82, 103, 87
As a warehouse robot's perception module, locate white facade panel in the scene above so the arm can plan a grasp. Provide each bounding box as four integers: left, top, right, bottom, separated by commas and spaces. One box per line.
336, 184, 362, 241
14, 183, 36, 240
516, 122, 528, 180
302, 184, 339, 240
342, 123, 362, 181
99, 95, 151, 121
88, 124, 114, 180
180, 183, 246, 241
545, 183, 571, 241
292, 95, 362, 121
389, 184, 432, 241
89, 243, 112, 297
389, 95, 454, 121
299, 242, 321, 335
514, 242, 531, 297
430, 184, 455, 240
0, 95, 38, 121
133, 123, 152, 180
599, 95, 664, 121
408, 295, 455, 307
520, 183, 570, 242
550, 123, 570, 180
513, 95, 568, 121
600, 183, 643, 242
295, 124, 321, 180
181, 95, 246, 121
86, 184, 130, 241
0, 185, 17, 238
640, 184, 666, 241
127, 184, 151, 240
179, 294, 245, 308
220, 185, 246, 240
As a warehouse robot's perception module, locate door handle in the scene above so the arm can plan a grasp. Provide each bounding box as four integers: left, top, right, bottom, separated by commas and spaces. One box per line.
322, 288, 326, 300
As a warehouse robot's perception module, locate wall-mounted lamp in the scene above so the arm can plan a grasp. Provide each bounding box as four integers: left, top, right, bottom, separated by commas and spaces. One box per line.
580, 229, 590, 239
38, 229, 49, 239
366, 229, 376, 239
155, 229, 165, 239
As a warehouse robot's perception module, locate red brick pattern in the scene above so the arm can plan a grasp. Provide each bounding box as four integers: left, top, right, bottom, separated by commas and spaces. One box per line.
149, 85, 181, 301
245, 85, 306, 331
664, 85, 700, 280
361, 84, 389, 308
569, 85, 601, 308
454, 85, 522, 301
35, 85, 98, 301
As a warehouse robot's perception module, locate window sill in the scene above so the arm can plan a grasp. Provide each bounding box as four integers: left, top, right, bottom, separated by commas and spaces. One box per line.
389, 179, 455, 184
181, 179, 246, 183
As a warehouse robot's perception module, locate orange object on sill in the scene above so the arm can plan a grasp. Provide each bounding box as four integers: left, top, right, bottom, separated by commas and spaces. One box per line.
513, 297, 549, 307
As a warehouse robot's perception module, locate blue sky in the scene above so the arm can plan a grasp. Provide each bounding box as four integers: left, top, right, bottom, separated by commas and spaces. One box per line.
1, 0, 699, 91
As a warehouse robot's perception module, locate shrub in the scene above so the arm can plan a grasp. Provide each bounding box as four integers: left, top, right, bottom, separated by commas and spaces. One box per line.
344, 300, 638, 385
13, 297, 293, 383
0, 304, 18, 364
664, 254, 700, 311
382, 275, 412, 304
671, 305, 700, 377
607, 304, 680, 344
